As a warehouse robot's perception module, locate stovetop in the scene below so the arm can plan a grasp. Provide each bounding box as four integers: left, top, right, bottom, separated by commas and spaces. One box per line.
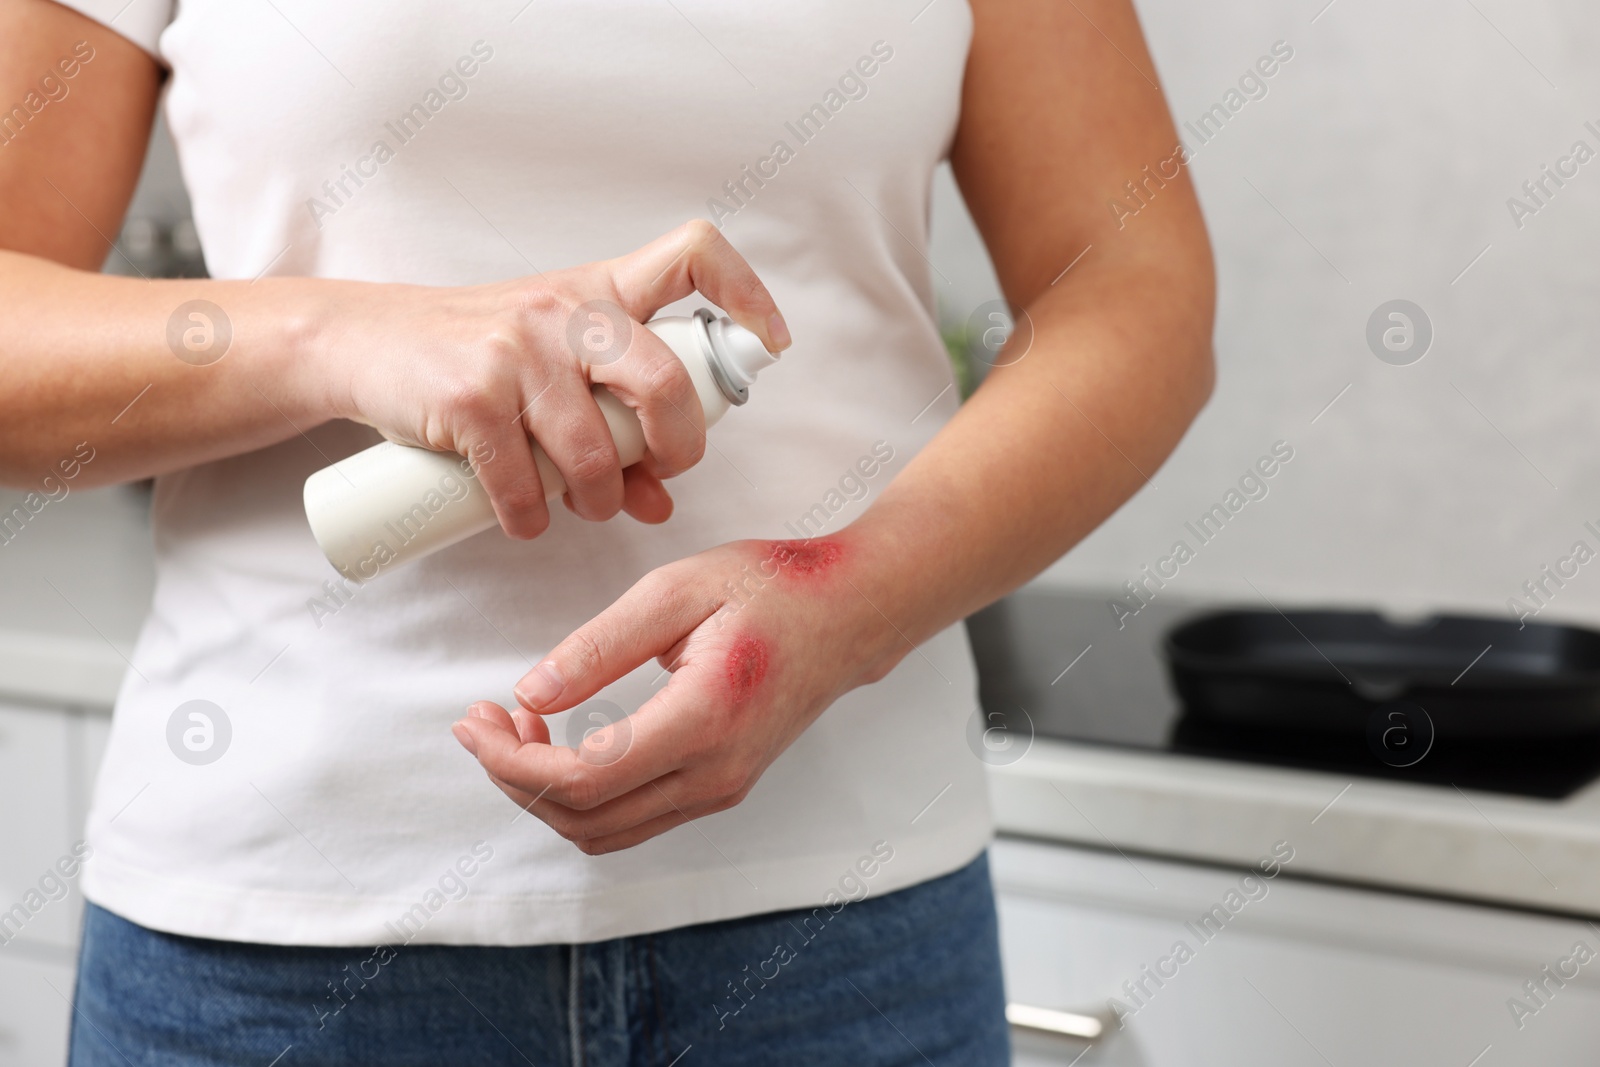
964, 587, 1600, 799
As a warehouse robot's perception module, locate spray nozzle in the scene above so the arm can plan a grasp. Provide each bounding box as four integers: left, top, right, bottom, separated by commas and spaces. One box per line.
695, 309, 780, 405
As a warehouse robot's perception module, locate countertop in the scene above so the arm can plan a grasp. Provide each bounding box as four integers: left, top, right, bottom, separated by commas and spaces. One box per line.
989, 737, 1600, 918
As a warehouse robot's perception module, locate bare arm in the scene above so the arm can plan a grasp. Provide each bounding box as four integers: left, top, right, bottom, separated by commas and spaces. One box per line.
455, 0, 1215, 852
0, 0, 327, 483
855, 0, 1215, 628
0, 0, 789, 534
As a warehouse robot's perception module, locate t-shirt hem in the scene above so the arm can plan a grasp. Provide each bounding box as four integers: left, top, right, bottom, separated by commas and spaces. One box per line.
82, 815, 995, 947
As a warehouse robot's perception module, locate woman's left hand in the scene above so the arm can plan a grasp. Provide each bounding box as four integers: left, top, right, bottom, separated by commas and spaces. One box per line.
450, 536, 904, 854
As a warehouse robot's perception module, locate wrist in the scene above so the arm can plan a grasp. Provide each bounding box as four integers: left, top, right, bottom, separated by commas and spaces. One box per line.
248, 276, 355, 425
828, 516, 953, 679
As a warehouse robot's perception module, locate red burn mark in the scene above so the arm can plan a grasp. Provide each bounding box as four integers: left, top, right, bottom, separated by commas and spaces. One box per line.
765, 539, 843, 578
724, 636, 769, 703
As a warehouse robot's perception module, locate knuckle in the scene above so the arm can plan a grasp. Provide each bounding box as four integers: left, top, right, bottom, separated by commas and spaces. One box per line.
563, 440, 620, 488
540, 809, 577, 840
515, 282, 563, 320
494, 481, 547, 517
547, 813, 605, 848
642, 350, 695, 406
676, 729, 716, 764
632, 566, 680, 604
563, 629, 606, 681
492, 489, 549, 538
470, 332, 530, 385
680, 217, 721, 251
703, 767, 748, 804
444, 378, 496, 422
724, 270, 769, 312
560, 767, 605, 812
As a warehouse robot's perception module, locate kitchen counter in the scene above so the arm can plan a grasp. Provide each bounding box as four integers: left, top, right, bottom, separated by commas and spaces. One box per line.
990, 736, 1600, 918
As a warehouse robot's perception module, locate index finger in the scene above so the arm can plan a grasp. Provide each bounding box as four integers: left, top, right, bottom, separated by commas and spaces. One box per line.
607, 219, 792, 353
458, 663, 716, 811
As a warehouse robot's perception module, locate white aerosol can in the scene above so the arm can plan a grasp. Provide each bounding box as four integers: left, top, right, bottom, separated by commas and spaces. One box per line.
303, 309, 777, 580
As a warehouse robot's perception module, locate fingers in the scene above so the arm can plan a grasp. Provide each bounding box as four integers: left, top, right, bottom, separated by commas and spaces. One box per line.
595, 223, 789, 481
559, 458, 673, 523
578, 808, 697, 855
586, 326, 706, 481
512, 707, 549, 745
539, 782, 703, 855
482, 223, 786, 532
455, 663, 713, 811
512, 567, 713, 715
518, 371, 625, 524
468, 421, 551, 540
619, 466, 673, 524
471, 701, 551, 746
608, 219, 792, 354
458, 701, 550, 747
453, 711, 597, 806
525, 770, 747, 853
467, 700, 516, 734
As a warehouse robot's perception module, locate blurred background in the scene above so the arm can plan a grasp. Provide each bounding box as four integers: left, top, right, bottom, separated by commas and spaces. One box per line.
6, 0, 1600, 1064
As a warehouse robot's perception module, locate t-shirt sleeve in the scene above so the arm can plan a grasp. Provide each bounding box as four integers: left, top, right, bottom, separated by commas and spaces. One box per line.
50, 0, 175, 59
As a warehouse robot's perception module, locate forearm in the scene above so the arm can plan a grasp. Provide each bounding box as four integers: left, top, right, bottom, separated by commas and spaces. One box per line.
0, 251, 341, 487
846, 251, 1214, 651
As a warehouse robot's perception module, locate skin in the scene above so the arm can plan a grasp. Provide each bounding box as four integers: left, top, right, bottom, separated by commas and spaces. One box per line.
455, 0, 1215, 852
3, 0, 1214, 853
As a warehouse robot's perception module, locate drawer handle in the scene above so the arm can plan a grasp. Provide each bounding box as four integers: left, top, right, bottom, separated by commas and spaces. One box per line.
1006, 1003, 1109, 1043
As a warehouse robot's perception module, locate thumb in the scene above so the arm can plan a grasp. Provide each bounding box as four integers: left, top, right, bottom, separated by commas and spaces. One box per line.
513, 569, 715, 715
607, 220, 791, 354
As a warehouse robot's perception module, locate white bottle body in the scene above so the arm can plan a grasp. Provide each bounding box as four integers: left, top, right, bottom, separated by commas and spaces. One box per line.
303, 315, 734, 581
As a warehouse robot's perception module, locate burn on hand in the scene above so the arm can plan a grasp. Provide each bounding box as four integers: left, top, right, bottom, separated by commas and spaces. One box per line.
723, 635, 770, 703
764, 538, 843, 578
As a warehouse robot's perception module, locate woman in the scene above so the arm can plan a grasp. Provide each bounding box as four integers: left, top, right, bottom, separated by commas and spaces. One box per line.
1, 0, 1213, 1062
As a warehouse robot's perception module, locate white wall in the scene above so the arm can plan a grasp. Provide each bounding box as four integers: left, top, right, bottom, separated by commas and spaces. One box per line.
929, 0, 1600, 626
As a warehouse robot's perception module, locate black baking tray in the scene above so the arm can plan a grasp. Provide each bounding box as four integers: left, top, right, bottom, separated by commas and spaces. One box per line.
1164, 610, 1600, 738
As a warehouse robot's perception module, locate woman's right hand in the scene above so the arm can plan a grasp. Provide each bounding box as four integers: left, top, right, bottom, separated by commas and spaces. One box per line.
322, 220, 790, 539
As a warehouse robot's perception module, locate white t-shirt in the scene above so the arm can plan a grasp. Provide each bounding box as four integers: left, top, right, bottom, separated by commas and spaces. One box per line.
66, 0, 991, 946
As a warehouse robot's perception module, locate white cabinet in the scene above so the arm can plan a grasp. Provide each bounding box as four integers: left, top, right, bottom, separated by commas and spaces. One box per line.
0, 951, 76, 1067
0, 702, 79, 950
0, 701, 110, 1067
992, 836, 1600, 1066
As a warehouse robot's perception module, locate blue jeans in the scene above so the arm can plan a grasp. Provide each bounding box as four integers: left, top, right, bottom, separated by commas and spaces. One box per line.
70, 852, 1008, 1065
